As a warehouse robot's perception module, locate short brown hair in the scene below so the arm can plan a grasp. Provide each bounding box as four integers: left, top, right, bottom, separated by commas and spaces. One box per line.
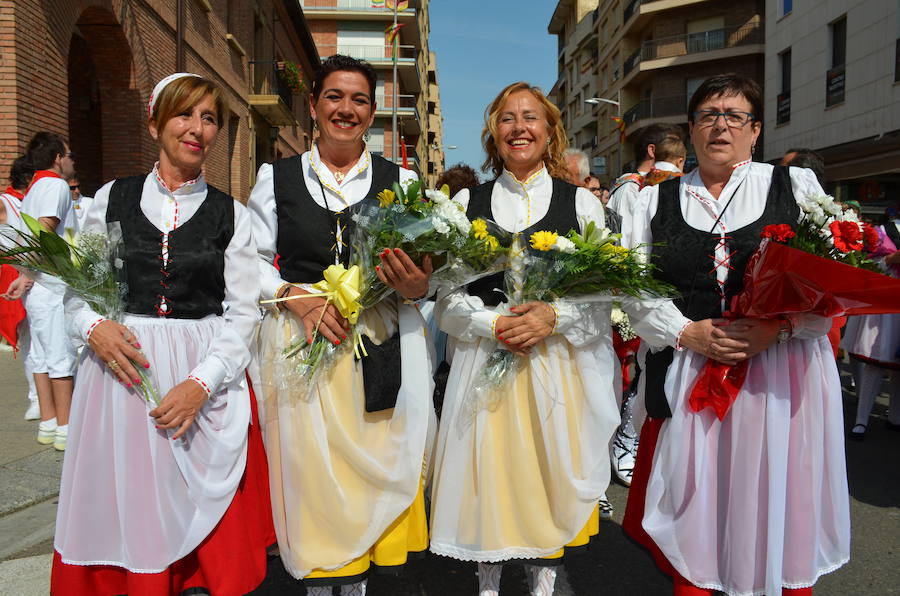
25, 132, 67, 170
654, 136, 687, 164
436, 164, 480, 197
481, 82, 568, 180
150, 76, 226, 129
688, 73, 763, 124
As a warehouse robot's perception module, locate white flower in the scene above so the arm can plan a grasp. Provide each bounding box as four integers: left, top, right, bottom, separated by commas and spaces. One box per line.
553, 236, 577, 254
425, 188, 449, 204
433, 218, 450, 235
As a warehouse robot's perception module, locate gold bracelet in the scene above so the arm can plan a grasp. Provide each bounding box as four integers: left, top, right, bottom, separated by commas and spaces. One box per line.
549, 302, 560, 334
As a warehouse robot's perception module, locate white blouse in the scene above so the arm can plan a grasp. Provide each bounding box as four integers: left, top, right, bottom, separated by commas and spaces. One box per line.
248, 145, 418, 300
440, 167, 611, 344
622, 161, 832, 343
66, 166, 261, 396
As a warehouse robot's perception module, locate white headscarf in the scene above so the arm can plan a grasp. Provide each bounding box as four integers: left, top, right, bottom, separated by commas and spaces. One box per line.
147, 73, 202, 119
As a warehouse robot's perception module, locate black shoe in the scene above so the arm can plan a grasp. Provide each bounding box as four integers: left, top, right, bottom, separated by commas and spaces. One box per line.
848, 424, 867, 441
886, 420, 900, 432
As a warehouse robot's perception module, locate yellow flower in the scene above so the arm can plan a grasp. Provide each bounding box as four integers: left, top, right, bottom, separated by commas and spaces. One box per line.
485, 235, 499, 251
472, 218, 488, 240
377, 189, 396, 207
529, 230, 558, 251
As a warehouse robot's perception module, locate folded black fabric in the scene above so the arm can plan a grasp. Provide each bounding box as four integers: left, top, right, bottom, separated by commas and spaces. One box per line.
358, 332, 402, 413
432, 360, 451, 419
644, 346, 674, 419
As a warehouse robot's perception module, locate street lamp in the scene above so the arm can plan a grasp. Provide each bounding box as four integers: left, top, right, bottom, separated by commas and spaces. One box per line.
586, 91, 622, 177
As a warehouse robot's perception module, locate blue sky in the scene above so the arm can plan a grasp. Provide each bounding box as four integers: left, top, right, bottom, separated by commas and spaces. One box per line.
429, 1, 558, 181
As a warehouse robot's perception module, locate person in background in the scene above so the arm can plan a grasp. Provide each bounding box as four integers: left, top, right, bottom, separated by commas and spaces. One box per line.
436, 163, 480, 197
781, 147, 825, 188
16, 132, 77, 451
840, 204, 900, 440
607, 123, 684, 218
52, 73, 273, 595
642, 135, 686, 186
69, 176, 93, 230
0, 156, 39, 420
563, 147, 591, 187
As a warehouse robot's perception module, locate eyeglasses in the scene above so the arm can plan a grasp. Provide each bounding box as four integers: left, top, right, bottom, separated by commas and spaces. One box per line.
692, 110, 755, 128
587, 186, 602, 192
69, 185, 80, 191
65, 152, 75, 159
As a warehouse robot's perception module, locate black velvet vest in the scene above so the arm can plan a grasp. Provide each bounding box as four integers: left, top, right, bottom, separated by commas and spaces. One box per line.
272, 153, 400, 282
643, 165, 800, 418
106, 175, 233, 319
465, 177, 579, 307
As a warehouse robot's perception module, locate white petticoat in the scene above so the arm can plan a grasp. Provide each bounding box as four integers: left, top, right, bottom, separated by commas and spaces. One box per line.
643, 336, 850, 596
54, 314, 250, 573
841, 313, 900, 365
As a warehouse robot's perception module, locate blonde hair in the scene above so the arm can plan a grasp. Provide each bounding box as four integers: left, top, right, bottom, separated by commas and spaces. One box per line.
150, 76, 226, 129
481, 82, 569, 180
654, 135, 687, 163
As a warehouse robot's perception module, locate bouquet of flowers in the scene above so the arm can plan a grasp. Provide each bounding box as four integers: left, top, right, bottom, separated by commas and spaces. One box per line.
462, 222, 674, 427
689, 192, 900, 420
0, 214, 160, 405
274, 181, 508, 389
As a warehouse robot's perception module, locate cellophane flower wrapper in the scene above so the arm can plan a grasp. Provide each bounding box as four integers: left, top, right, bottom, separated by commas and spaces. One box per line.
689, 194, 900, 420
462, 223, 674, 430
0, 217, 161, 405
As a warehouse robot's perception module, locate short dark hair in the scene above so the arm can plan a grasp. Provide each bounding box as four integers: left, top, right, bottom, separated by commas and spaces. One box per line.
9, 156, 34, 190
784, 148, 825, 186
312, 54, 378, 102
25, 132, 67, 170
631, 123, 684, 164
688, 73, 763, 124
436, 163, 480, 198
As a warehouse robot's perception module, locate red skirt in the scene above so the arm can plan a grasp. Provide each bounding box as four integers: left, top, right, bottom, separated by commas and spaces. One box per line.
622, 416, 678, 578
51, 379, 275, 596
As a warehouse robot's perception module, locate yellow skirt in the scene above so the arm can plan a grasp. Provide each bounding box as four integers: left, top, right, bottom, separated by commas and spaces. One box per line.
305, 480, 429, 584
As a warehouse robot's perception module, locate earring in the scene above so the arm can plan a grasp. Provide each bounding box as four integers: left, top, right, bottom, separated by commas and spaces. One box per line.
750, 143, 756, 155
546, 138, 551, 145
364, 130, 370, 143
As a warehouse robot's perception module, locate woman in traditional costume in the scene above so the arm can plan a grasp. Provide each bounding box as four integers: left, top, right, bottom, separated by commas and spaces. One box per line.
51, 73, 274, 596
428, 82, 656, 596
248, 54, 433, 596
621, 74, 849, 596
841, 206, 900, 440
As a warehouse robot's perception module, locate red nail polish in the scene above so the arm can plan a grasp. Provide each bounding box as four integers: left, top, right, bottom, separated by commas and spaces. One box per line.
334, 339, 341, 345
393, 248, 401, 254
144, 363, 151, 369
135, 342, 142, 349
126, 382, 132, 388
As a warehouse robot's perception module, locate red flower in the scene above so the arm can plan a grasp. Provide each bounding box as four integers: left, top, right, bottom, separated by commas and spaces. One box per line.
862, 223, 881, 253
829, 220, 864, 253
761, 224, 796, 243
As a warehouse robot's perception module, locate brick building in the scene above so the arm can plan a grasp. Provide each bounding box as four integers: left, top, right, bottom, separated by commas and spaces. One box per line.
300, 0, 445, 185
0, 0, 320, 201
550, 0, 765, 182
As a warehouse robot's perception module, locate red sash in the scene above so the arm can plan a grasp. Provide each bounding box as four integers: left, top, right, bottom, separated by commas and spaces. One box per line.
25, 170, 63, 194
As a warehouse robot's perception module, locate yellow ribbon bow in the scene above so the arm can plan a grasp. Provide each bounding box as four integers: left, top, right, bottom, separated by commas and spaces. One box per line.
310, 264, 362, 325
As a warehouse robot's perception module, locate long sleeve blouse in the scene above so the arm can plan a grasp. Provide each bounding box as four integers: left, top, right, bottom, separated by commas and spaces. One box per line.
65, 166, 260, 396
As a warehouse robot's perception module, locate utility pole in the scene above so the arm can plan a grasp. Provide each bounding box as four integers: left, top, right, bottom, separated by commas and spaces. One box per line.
391, 1, 399, 165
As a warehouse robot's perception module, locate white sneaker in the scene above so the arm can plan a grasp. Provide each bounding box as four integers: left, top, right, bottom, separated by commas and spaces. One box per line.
53, 426, 67, 451
24, 400, 40, 421
611, 427, 638, 487
37, 419, 57, 445
598, 493, 613, 520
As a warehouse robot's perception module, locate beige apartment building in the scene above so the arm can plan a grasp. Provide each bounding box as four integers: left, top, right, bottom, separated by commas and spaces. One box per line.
764, 0, 900, 212
551, 0, 765, 182
301, 0, 445, 185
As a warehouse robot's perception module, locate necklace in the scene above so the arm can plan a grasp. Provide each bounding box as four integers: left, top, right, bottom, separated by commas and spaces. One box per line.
333, 169, 345, 184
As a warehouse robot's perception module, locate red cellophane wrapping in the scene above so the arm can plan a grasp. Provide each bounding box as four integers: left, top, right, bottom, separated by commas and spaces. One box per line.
689, 240, 900, 420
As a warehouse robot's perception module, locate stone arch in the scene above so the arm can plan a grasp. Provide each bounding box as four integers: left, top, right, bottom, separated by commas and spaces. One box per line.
67, 5, 144, 196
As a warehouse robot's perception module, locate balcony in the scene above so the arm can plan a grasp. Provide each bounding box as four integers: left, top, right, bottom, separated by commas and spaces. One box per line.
300, 0, 417, 18
622, 0, 719, 37
825, 65, 845, 107
317, 44, 420, 91
622, 94, 687, 128
623, 0, 641, 24
375, 94, 420, 134
248, 61, 300, 126
622, 23, 763, 86
776, 92, 790, 125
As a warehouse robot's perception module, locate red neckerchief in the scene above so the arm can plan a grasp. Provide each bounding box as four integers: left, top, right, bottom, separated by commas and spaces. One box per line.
3, 186, 24, 201
25, 170, 63, 194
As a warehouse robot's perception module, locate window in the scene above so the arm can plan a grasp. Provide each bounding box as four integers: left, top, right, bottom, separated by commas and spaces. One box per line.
686, 76, 705, 110
826, 17, 847, 107
782, 0, 792, 16
777, 49, 791, 124
895, 38, 900, 82
337, 26, 385, 60
367, 126, 385, 154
